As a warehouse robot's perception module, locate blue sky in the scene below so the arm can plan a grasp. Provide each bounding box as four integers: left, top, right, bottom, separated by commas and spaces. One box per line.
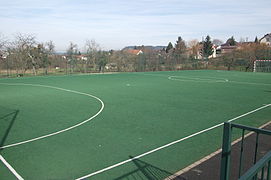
0, 0, 270, 51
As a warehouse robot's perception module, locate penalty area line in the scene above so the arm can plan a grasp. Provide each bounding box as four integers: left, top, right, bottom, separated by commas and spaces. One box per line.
0, 82, 105, 149
0, 155, 24, 180
75, 104, 271, 180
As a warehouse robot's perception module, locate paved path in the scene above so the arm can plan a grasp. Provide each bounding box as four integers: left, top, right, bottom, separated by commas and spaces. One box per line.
173, 123, 271, 180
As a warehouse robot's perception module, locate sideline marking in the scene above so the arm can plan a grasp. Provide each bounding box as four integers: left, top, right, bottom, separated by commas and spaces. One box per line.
0, 155, 24, 180
168, 76, 228, 83
76, 104, 271, 180
0, 83, 104, 149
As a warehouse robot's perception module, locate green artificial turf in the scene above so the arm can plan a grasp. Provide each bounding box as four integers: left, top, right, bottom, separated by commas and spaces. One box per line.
0, 70, 270, 180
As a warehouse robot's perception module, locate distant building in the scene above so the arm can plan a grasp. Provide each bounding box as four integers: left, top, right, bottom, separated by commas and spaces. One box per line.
211, 45, 217, 58
125, 49, 143, 55
61, 55, 88, 61
259, 33, 271, 46
187, 44, 217, 60
76, 55, 88, 61
216, 44, 237, 54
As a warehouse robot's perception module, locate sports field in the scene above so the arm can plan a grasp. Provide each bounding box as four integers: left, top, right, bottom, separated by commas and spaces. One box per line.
0, 70, 271, 180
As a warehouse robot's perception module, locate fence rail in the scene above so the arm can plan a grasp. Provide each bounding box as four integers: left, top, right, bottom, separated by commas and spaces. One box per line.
220, 122, 271, 180
239, 151, 271, 180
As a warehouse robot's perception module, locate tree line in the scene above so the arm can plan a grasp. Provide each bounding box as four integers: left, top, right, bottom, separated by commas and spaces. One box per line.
0, 33, 271, 77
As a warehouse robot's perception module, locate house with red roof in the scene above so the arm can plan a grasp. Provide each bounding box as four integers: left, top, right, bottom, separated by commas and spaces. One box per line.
125, 49, 143, 55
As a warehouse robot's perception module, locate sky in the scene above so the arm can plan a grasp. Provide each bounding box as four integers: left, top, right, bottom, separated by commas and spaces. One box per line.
0, 0, 270, 51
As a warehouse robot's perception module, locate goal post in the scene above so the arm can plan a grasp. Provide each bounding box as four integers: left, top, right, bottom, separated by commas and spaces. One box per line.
253, 60, 271, 72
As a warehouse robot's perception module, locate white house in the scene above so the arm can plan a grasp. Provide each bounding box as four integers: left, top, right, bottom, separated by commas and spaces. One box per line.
259, 33, 271, 46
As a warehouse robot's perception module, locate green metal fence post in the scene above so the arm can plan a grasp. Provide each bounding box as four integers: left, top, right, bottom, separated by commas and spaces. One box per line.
220, 122, 232, 180
260, 166, 265, 180
267, 161, 270, 180
254, 133, 259, 164
238, 129, 245, 178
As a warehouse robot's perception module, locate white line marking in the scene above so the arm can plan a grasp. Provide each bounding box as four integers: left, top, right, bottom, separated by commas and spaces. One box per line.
168, 76, 228, 83
0, 83, 104, 149
0, 155, 24, 180
144, 73, 271, 86
143, 73, 228, 82
143, 73, 169, 78
168, 75, 271, 86
229, 80, 271, 86
165, 120, 271, 179
75, 104, 271, 180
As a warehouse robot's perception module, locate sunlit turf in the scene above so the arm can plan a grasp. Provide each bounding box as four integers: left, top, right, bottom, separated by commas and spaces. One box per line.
0, 70, 270, 180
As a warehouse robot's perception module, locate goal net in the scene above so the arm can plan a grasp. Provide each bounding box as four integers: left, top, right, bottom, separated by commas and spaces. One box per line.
253, 60, 271, 72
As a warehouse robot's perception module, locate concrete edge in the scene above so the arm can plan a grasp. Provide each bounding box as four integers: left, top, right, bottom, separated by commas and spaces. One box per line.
165, 121, 271, 180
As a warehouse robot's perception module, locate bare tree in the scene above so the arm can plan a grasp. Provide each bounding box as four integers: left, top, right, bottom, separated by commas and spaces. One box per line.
0, 33, 8, 76
85, 39, 101, 72
66, 42, 78, 73
236, 43, 271, 71
10, 33, 37, 75
187, 39, 200, 60
110, 51, 135, 72
45, 40, 55, 54
38, 41, 55, 75
97, 51, 109, 72
222, 51, 236, 71
0, 33, 7, 53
